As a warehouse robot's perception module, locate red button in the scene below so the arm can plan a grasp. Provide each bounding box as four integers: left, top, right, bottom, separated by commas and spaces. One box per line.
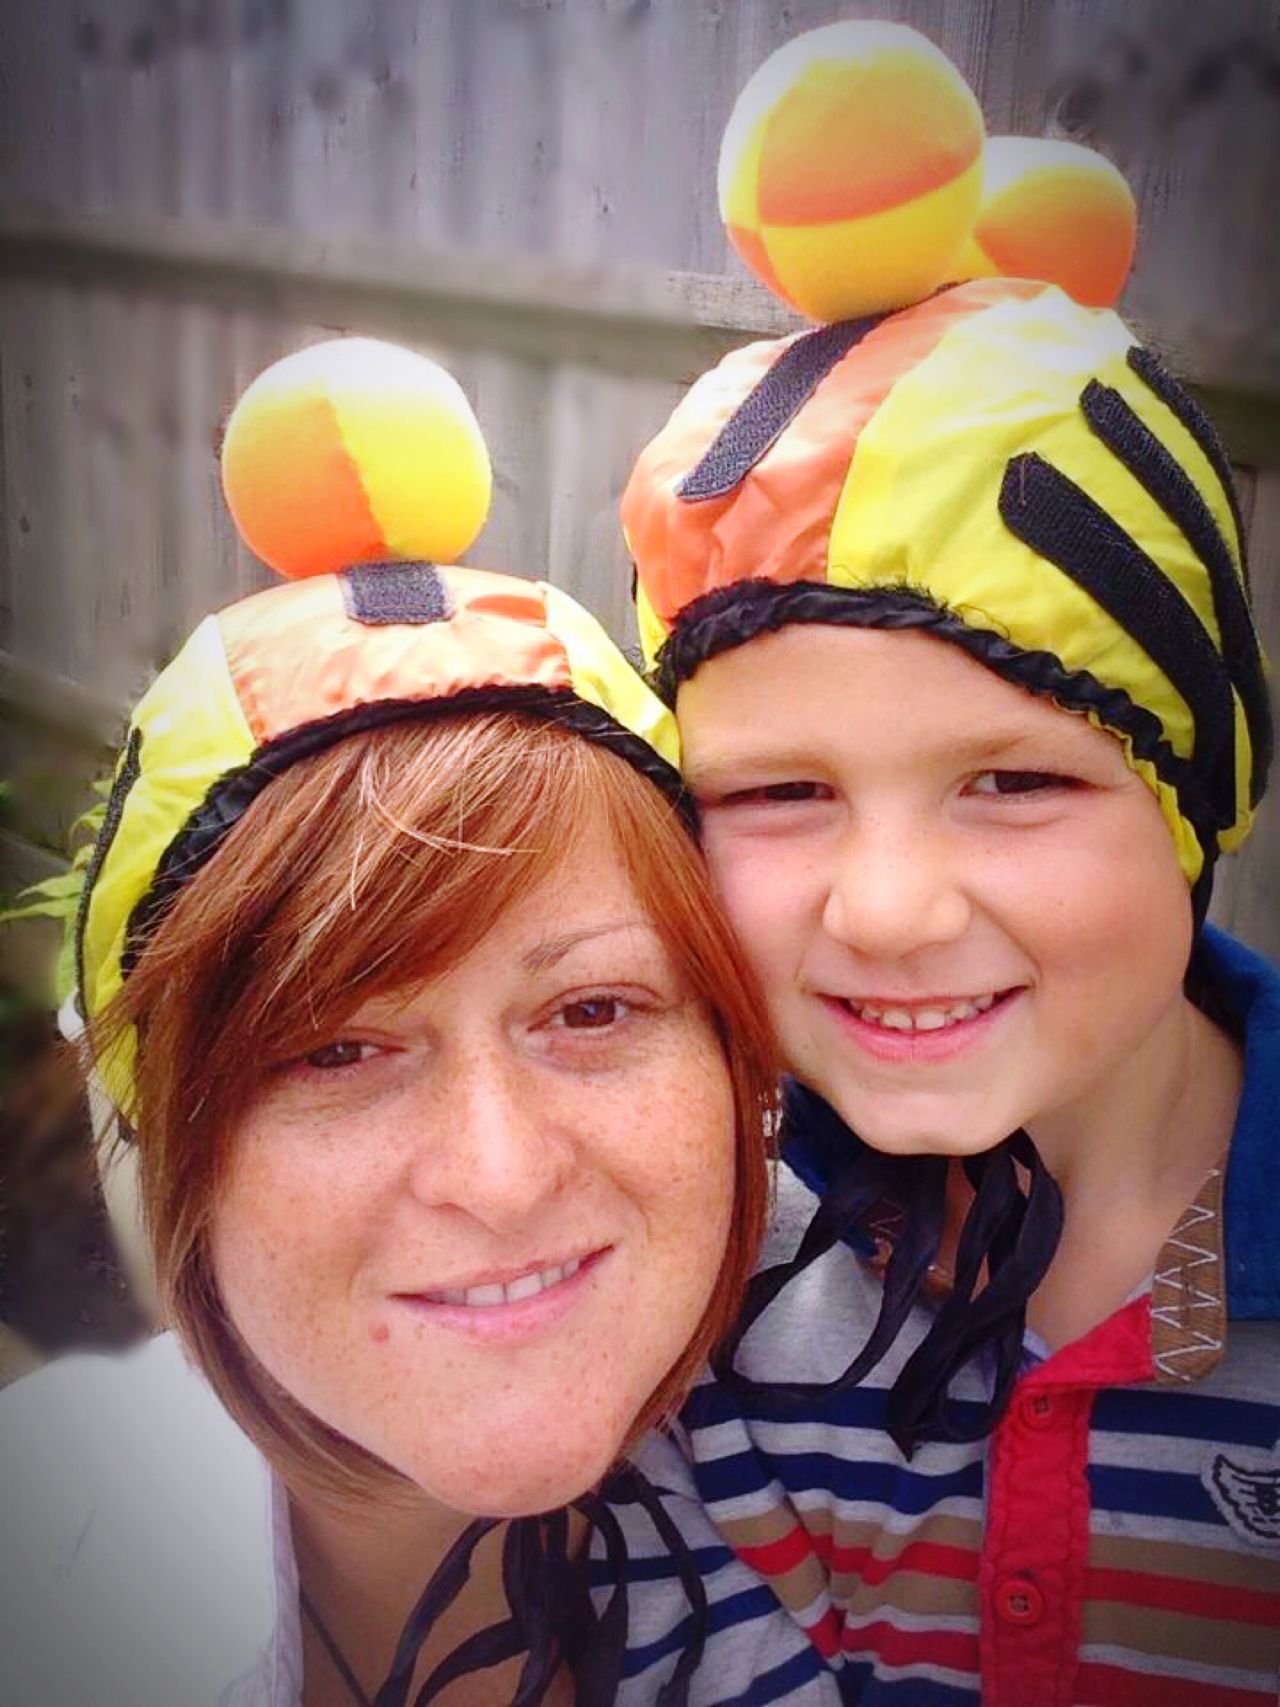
995, 1575, 1045, 1626
1019, 1391, 1055, 1430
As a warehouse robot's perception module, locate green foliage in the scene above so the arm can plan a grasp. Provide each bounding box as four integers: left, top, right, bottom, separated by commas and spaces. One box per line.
0, 778, 111, 1006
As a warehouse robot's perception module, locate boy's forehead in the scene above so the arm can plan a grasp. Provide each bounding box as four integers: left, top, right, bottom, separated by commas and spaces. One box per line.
676, 624, 1114, 769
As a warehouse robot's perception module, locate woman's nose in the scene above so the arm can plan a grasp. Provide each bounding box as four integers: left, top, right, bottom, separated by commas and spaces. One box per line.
820, 816, 971, 960
404, 1044, 575, 1230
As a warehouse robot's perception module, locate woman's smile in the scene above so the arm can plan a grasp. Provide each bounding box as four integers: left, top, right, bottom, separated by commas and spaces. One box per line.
389, 1247, 612, 1343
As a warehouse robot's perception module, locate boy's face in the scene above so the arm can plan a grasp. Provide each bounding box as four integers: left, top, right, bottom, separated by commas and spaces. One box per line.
679, 624, 1193, 1157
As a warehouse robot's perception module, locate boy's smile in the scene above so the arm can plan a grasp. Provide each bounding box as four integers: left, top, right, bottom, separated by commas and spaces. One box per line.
820, 983, 1022, 1063
679, 623, 1196, 1160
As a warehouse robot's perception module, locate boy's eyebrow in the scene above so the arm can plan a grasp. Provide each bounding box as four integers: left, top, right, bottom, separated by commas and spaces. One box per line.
924, 726, 1095, 764
690, 725, 1095, 785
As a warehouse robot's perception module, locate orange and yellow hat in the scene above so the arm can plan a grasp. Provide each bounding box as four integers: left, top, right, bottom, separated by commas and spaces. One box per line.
623, 20, 1267, 899
75, 338, 682, 1110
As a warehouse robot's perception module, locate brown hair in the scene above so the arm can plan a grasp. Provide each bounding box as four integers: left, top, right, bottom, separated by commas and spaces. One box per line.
97, 711, 776, 1500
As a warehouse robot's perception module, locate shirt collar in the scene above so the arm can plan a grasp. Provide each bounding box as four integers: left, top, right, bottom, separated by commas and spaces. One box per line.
1195, 924, 1280, 1318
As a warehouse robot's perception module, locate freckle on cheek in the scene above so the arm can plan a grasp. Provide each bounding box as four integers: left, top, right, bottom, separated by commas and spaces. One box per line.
370, 1322, 390, 1344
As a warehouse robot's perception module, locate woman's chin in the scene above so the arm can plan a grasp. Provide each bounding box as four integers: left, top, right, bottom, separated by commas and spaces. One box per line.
395, 1431, 626, 1519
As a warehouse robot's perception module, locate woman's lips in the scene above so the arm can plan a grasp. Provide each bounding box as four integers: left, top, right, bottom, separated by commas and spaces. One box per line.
818, 987, 1023, 1063
390, 1247, 610, 1342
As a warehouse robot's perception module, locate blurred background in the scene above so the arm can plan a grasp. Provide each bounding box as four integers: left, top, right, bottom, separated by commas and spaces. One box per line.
2, 0, 1279, 1375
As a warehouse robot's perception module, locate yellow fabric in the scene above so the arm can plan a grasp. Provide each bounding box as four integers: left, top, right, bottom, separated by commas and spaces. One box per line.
542, 583, 681, 772
826, 287, 1254, 880
84, 617, 257, 1108
634, 577, 670, 681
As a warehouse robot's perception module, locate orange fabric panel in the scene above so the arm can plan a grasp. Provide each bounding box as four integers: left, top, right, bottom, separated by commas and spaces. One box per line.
218, 569, 572, 747
759, 55, 981, 225
623, 279, 1044, 630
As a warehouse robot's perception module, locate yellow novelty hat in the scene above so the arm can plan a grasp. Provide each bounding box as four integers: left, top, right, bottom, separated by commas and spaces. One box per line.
75, 338, 682, 1110
623, 22, 1267, 893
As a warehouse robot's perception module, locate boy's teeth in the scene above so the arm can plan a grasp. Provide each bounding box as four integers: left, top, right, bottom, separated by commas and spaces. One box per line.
913, 1008, 950, 1031
848, 994, 999, 1032
427, 1261, 577, 1307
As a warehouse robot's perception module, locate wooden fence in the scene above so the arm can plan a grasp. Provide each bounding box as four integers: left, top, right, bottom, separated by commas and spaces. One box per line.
2, 0, 1279, 967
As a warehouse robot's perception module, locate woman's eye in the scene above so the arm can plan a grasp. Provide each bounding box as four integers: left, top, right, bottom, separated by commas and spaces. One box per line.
968, 769, 1074, 798
555, 997, 627, 1031
301, 1040, 375, 1070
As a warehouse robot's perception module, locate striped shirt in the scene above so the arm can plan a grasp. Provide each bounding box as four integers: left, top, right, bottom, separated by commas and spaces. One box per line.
665, 926, 1280, 1705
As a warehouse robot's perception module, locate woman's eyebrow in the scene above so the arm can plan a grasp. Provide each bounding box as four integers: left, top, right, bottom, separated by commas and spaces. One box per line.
521, 918, 652, 972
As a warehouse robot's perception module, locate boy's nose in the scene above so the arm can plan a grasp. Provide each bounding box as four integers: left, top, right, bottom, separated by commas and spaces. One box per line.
820, 821, 971, 959
404, 1047, 575, 1231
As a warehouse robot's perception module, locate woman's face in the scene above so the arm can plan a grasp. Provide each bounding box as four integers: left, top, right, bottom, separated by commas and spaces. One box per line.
210, 817, 735, 1516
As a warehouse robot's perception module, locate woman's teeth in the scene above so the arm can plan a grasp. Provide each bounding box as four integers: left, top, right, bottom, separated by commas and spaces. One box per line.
845, 993, 998, 1032
428, 1258, 582, 1308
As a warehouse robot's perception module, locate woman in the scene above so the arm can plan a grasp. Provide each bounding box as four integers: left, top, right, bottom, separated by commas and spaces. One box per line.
0, 340, 785, 1706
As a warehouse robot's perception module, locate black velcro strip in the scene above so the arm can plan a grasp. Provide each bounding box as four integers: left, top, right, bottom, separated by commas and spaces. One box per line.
677, 315, 885, 502
1082, 379, 1271, 806
1126, 346, 1246, 575
74, 724, 143, 1016
341, 561, 452, 626
1000, 453, 1237, 829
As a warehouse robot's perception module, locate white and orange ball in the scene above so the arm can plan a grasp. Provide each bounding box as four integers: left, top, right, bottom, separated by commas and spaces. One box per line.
221, 337, 492, 580
718, 21, 986, 322
955, 136, 1137, 308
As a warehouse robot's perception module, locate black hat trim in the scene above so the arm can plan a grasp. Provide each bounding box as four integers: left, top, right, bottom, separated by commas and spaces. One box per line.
72, 724, 143, 1019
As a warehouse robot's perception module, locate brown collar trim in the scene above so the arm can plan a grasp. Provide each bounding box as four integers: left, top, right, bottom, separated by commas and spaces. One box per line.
1151, 1162, 1228, 1383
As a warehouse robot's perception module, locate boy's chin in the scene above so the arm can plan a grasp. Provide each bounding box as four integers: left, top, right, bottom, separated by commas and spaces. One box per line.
811, 1081, 1023, 1160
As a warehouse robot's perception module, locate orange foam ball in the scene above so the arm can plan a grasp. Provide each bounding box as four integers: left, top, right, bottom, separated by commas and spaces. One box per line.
954, 137, 1137, 308
718, 21, 986, 322
221, 337, 492, 580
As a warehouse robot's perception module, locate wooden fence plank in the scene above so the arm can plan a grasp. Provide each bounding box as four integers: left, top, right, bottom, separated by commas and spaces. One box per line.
2, 206, 1276, 461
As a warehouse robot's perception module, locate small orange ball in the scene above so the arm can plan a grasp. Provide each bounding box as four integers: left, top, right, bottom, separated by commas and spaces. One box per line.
718, 21, 986, 322
954, 137, 1137, 307
221, 337, 492, 580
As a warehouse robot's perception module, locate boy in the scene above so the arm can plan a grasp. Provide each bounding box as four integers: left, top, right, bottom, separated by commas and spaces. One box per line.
619, 43, 1280, 1707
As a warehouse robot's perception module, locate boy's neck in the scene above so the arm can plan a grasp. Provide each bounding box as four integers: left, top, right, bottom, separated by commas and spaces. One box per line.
1018, 992, 1243, 1348
1027, 991, 1239, 1210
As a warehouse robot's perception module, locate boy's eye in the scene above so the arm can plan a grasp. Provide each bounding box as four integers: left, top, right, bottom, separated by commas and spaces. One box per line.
716, 780, 831, 807
967, 770, 1074, 798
